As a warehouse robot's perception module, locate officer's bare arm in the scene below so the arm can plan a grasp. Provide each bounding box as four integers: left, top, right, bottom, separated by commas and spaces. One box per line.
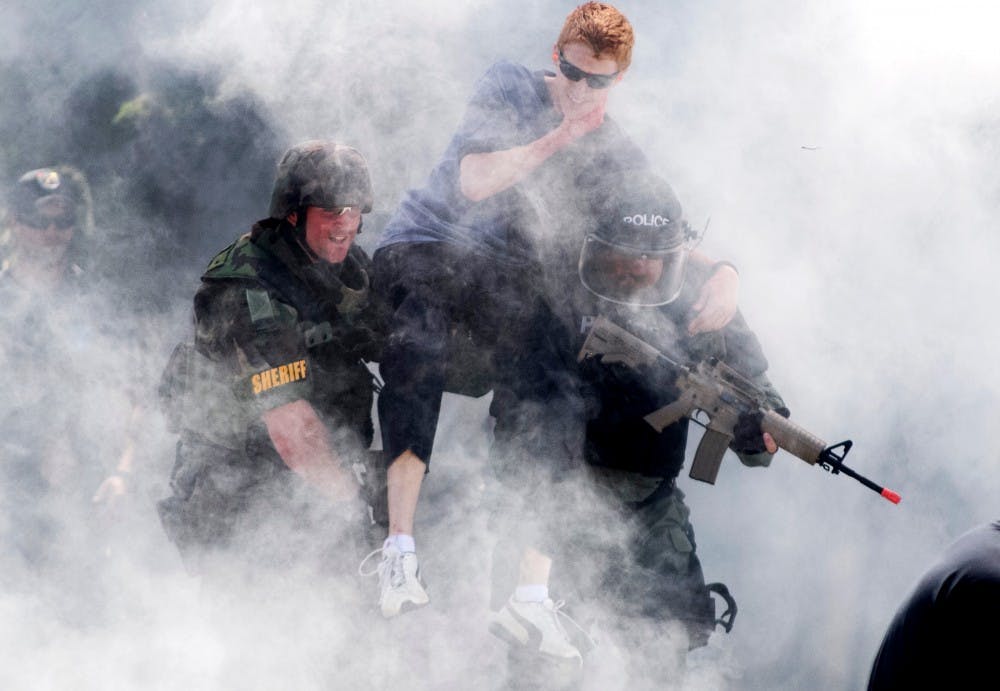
262, 399, 360, 502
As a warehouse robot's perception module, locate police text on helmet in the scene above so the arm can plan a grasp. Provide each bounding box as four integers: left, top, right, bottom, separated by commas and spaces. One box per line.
622, 213, 672, 227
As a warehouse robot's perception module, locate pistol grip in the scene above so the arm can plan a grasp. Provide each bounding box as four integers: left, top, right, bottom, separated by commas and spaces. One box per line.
643, 399, 691, 433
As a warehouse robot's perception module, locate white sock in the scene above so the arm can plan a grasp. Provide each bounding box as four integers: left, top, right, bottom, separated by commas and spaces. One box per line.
514, 584, 549, 603
384, 533, 416, 554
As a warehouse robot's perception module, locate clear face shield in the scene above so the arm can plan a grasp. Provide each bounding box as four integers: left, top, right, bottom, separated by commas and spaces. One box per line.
578, 234, 690, 306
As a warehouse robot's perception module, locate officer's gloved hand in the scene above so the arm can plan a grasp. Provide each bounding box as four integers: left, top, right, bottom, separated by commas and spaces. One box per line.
731, 408, 788, 455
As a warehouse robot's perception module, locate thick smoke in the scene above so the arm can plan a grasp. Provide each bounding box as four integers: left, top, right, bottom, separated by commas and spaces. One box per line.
1, 0, 999, 689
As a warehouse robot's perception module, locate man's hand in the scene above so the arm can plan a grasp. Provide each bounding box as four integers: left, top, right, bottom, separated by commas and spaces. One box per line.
687, 264, 739, 335
558, 102, 606, 141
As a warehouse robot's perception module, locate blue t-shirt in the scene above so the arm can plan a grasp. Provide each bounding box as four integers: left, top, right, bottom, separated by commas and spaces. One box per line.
378, 60, 647, 265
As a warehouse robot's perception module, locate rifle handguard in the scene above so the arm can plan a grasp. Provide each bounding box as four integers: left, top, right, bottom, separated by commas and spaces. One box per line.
759, 409, 827, 465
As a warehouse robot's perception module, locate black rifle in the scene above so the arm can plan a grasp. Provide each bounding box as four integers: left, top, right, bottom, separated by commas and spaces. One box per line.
578, 316, 900, 504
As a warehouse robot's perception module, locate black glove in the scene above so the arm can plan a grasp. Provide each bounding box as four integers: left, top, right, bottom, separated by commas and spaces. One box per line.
732, 410, 769, 455
732, 407, 790, 454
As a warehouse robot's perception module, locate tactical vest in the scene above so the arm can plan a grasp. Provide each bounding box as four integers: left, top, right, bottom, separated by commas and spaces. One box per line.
160, 223, 382, 454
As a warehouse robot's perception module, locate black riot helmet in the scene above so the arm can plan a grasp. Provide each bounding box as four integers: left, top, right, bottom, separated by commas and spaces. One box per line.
579, 172, 699, 306
267, 140, 373, 221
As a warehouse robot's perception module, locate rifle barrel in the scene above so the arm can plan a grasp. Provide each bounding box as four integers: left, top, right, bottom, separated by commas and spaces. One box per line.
832, 461, 902, 504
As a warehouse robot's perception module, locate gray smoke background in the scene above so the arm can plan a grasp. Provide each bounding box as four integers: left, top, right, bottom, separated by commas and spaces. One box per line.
1, 0, 999, 689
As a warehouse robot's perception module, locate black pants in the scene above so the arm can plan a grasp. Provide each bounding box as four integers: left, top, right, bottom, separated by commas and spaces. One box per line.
488, 325, 718, 648
373, 240, 540, 467
158, 436, 368, 579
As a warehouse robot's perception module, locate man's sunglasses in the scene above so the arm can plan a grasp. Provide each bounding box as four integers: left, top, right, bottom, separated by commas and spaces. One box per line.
557, 50, 620, 89
19, 212, 76, 230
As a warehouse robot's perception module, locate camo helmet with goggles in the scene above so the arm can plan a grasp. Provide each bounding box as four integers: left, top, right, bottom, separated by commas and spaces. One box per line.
9, 167, 87, 230
579, 173, 696, 306
267, 140, 373, 220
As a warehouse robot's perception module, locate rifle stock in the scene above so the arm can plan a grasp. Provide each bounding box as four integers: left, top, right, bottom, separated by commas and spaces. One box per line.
578, 316, 662, 369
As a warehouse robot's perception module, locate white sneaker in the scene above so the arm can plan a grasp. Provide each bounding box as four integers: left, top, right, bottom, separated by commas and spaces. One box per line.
360, 544, 430, 618
489, 597, 583, 663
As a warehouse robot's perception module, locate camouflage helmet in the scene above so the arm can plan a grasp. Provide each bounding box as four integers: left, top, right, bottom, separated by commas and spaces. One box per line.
267, 140, 373, 219
9, 167, 89, 228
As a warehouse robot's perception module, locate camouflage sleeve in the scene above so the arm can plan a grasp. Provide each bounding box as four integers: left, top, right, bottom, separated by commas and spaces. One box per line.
733, 371, 789, 468
679, 304, 771, 380
193, 279, 312, 414
672, 257, 772, 377
725, 311, 772, 376
679, 297, 789, 469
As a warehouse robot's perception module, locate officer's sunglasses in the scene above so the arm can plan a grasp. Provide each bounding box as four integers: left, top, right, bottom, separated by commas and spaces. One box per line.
328, 206, 361, 217
557, 50, 620, 89
19, 211, 76, 230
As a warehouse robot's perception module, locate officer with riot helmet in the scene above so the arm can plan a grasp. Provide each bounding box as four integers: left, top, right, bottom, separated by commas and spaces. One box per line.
487, 171, 786, 679
157, 140, 386, 578
578, 206, 697, 308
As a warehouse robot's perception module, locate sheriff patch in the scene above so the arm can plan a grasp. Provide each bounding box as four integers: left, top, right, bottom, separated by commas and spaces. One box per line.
251, 359, 307, 395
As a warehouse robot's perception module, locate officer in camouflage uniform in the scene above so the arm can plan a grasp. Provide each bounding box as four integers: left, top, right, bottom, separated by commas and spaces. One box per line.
488, 171, 787, 685
157, 141, 385, 579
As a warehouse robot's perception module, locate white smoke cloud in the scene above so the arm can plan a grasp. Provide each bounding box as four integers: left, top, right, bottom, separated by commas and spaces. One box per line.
2, 0, 999, 689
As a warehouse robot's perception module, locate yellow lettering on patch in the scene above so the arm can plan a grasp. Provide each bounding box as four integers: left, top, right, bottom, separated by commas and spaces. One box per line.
251, 359, 308, 395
